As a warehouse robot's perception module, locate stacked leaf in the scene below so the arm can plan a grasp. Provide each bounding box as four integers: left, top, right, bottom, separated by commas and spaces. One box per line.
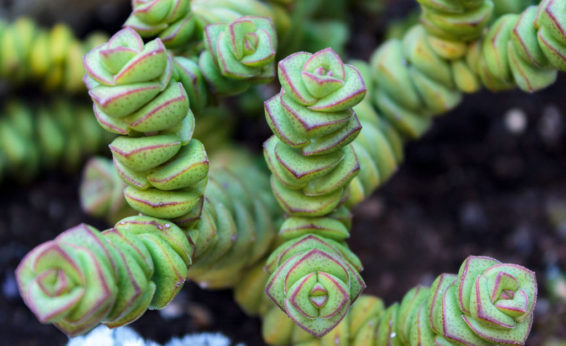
0, 99, 112, 184
262, 48, 367, 336
346, 60, 405, 206
186, 148, 281, 288
235, 256, 537, 345
79, 149, 282, 289
467, 0, 566, 92
84, 27, 209, 224
368, 0, 566, 140
80, 108, 234, 225
172, 56, 209, 115
191, 0, 275, 31
493, 0, 536, 17
418, 0, 493, 42
16, 216, 193, 336
0, 17, 107, 93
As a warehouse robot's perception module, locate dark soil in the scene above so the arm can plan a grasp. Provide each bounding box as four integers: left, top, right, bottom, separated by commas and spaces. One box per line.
1, 1, 566, 345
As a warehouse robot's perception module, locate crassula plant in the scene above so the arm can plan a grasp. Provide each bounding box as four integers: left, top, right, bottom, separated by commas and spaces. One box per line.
234, 256, 537, 345
11, 0, 566, 344
17, 216, 193, 335
84, 27, 209, 223
199, 16, 276, 95
124, 0, 196, 49
0, 99, 112, 184
0, 17, 107, 93
262, 47, 367, 336
17, 147, 281, 335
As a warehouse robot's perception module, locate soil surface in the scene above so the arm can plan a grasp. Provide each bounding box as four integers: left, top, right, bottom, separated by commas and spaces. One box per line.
1, 1, 566, 345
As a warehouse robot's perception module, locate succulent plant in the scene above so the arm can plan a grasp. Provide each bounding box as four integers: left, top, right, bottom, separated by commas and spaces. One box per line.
186, 148, 281, 288
236, 256, 537, 345
343, 0, 566, 205
199, 16, 277, 95
368, 0, 566, 140
11, 1, 560, 343
264, 48, 366, 215
18, 148, 281, 334
124, 0, 196, 50
371, 256, 537, 345
493, 0, 536, 17
418, 0, 494, 42
0, 17, 107, 93
80, 158, 134, 224
346, 60, 404, 206
0, 99, 112, 184
84, 27, 209, 223
79, 148, 281, 288
469, 1, 566, 92
16, 216, 193, 336
262, 47, 367, 337
191, 0, 274, 28
79, 107, 234, 225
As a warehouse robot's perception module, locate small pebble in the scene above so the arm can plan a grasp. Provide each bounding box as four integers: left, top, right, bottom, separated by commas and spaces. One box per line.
504, 108, 527, 135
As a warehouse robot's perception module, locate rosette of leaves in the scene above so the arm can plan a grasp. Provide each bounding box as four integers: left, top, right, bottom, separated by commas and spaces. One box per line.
233, 212, 368, 340
0, 99, 111, 184
16, 216, 193, 336
0, 17, 107, 93
124, 0, 196, 50
262, 48, 367, 337
83, 28, 209, 224
264, 229, 365, 337
233, 259, 383, 345
199, 16, 277, 95
369, 256, 537, 345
